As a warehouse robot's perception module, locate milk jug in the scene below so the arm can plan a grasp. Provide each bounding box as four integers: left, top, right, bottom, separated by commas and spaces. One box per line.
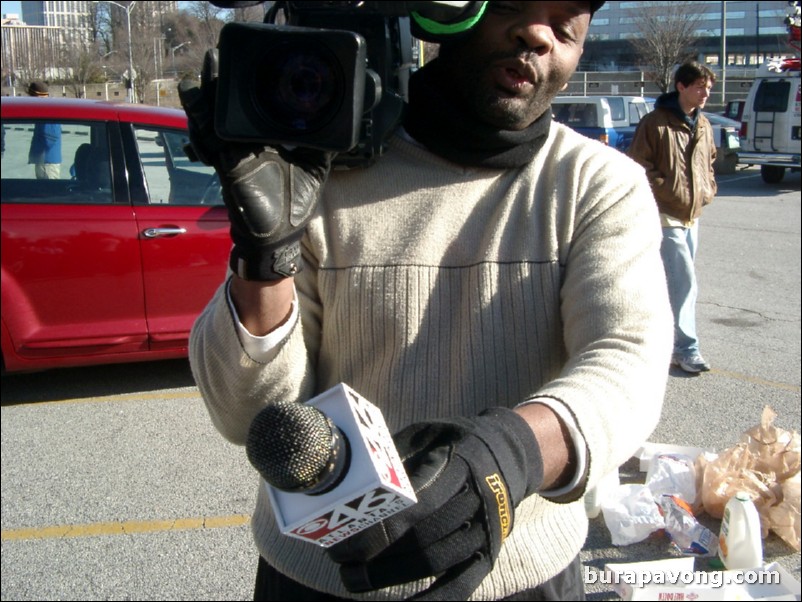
718, 491, 763, 569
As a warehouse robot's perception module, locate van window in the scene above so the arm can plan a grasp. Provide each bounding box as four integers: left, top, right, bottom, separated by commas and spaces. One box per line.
753, 80, 791, 113
554, 103, 598, 127
606, 97, 625, 122
630, 103, 649, 124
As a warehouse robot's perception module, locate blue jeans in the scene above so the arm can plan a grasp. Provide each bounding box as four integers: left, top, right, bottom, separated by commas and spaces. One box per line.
661, 222, 700, 357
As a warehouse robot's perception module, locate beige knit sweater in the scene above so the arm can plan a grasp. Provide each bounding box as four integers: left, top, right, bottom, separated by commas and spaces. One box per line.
189, 123, 673, 600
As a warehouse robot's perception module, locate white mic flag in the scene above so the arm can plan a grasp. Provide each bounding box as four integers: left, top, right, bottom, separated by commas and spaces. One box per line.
262, 383, 417, 547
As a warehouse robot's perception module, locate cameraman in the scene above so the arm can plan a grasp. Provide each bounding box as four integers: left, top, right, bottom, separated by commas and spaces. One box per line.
183, 1, 672, 600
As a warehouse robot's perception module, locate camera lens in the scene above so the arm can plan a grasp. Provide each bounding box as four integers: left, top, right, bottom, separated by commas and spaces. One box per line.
251, 41, 345, 134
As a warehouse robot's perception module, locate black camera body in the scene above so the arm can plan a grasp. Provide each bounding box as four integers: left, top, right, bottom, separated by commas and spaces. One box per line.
215, 2, 415, 167
216, 23, 369, 152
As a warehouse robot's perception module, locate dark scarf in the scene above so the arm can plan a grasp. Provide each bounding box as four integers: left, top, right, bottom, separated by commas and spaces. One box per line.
656, 91, 699, 133
403, 59, 551, 168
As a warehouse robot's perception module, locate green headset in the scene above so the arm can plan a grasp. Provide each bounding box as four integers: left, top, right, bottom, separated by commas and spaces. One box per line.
410, 0, 606, 43
410, 1, 488, 43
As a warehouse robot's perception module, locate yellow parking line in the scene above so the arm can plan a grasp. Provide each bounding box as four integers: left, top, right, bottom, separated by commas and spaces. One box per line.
709, 368, 800, 392
5, 368, 795, 549
12, 391, 202, 407
67, 391, 202, 404
1, 514, 251, 541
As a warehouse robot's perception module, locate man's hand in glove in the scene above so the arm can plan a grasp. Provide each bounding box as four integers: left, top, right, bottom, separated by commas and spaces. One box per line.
178, 49, 333, 281
327, 407, 546, 601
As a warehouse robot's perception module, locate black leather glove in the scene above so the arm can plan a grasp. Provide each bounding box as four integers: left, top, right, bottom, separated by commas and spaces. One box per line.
327, 407, 544, 601
178, 49, 333, 281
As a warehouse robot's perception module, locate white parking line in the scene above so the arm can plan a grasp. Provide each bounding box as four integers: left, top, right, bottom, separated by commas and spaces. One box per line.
724, 171, 762, 183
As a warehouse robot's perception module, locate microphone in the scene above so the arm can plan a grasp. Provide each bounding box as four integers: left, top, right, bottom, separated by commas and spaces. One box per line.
246, 402, 351, 495
246, 383, 417, 547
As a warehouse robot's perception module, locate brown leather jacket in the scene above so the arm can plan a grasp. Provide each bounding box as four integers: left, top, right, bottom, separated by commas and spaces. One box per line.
628, 104, 717, 223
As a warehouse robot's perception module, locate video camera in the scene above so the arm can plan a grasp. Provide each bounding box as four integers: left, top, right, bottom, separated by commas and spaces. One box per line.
211, 1, 486, 167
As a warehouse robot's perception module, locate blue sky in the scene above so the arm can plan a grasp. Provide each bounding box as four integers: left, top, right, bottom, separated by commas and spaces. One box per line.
1, 1, 22, 17
1, 1, 192, 17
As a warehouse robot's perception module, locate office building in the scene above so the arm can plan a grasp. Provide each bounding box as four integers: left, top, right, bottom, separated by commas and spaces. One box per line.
581, 1, 797, 71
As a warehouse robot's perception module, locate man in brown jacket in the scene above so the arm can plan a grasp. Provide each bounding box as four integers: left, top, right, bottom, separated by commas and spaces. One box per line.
628, 61, 718, 374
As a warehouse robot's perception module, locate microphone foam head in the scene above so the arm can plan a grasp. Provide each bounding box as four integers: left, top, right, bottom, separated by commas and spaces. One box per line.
246, 402, 340, 492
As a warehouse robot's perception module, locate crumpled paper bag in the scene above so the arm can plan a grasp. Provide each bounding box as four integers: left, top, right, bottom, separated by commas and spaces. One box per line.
766, 471, 801, 551
697, 405, 801, 551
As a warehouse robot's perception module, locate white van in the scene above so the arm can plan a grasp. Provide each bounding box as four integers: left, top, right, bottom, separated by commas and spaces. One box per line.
551, 95, 651, 152
737, 57, 801, 183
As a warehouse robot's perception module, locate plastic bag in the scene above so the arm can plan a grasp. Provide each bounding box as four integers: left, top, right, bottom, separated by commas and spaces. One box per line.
646, 453, 698, 509
658, 494, 718, 556
601, 484, 665, 546
697, 406, 801, 551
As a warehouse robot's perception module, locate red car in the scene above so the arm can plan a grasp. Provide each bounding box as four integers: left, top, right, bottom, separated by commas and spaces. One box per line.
1, 97, 230, 373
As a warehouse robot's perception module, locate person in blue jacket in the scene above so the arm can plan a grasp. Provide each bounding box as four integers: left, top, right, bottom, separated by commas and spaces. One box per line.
27, 82, 62, 179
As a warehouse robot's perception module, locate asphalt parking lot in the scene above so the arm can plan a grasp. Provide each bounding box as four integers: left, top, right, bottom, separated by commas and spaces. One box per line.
2, 166, 800, 601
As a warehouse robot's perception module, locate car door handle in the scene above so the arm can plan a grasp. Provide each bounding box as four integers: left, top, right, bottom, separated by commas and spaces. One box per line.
142, 227, 187, 238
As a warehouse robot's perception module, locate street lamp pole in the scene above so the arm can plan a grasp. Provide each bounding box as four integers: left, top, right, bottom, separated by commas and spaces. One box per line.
96, 1, 137, 103
171, 41, 190, 78
721, 0, 727, 105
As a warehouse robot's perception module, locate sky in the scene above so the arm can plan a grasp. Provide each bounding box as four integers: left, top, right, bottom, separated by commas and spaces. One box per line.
1, 1, 194, 18
1, 1, 22, 17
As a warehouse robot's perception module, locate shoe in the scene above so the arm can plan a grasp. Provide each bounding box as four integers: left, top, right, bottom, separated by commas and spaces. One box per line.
671, 354, 711, 373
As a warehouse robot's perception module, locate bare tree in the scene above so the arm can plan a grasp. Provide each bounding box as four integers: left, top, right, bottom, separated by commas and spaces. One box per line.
627, 1, 704, 93
129, 6, 162, 102
162, 10, 197, 77
60, 30, 105, 97
85, 1, 109, 54
229, 2, 271, 23
88, 2, 115, 57
177, 1, 230, 75
184, 0, 230, 44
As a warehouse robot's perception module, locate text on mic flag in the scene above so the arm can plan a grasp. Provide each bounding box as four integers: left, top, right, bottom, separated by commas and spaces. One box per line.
263, 383, 417, 547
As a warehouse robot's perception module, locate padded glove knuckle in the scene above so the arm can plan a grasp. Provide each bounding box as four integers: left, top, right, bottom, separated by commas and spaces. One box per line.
229, 160, 284, 239
176, 50, 331, 281
328, 408, 544, 599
